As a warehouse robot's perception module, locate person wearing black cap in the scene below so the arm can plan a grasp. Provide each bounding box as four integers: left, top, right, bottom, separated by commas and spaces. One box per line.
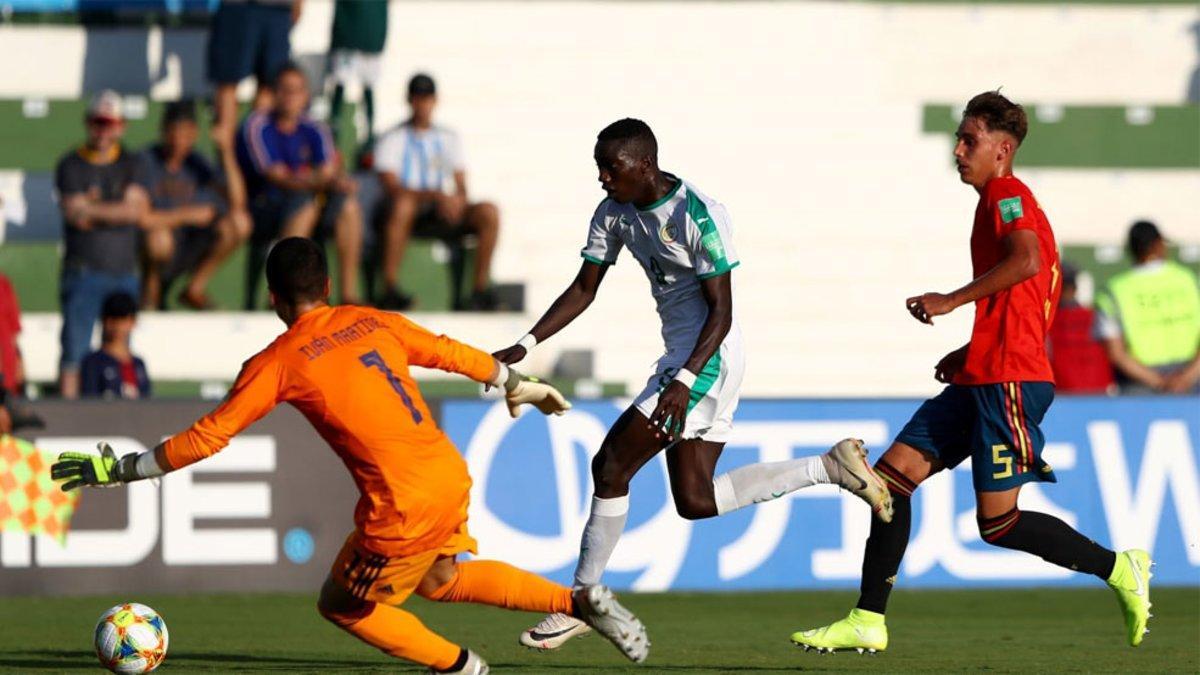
80, 292, 152, 399
1094, 221, 1200, 393
374, 73, 502, 311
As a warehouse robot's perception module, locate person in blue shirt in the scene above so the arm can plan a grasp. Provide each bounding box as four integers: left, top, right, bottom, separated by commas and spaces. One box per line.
237, 62, 363, 307
80, 292, 151, 400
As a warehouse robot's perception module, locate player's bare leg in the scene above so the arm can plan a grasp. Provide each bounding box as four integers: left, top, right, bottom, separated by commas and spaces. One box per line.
664, 437, 724, 518
521, 407, 664, 650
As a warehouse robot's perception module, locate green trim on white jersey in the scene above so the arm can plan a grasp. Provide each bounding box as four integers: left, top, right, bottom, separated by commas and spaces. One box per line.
638, 178, 683, 212
578, 175, 741, 353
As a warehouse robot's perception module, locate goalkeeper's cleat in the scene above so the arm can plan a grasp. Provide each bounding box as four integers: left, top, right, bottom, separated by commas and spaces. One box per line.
791, 608, 888, 654
1107, 549, 1153, 647
824, 439, 894, 523
428, 649, 488, 674
572, 585, 649, 663
519, 612, 591, 650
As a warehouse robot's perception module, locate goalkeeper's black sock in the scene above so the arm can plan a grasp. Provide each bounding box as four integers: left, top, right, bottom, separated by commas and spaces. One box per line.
855, 460, 916, 615
979, 508, 1116, 579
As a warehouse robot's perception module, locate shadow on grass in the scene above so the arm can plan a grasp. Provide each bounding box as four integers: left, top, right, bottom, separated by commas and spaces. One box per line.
0, 649, 803, 672
0, 649, 394, 671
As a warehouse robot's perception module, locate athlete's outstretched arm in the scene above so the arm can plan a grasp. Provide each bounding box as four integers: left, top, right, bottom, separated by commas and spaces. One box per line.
907, 229, 1040, 325
494, 261, 609, 365
51, 354, 285, 490
647, 272, 733, 441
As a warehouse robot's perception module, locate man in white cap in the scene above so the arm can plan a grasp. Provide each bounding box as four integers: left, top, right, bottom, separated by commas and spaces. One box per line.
54, 90, 150, 399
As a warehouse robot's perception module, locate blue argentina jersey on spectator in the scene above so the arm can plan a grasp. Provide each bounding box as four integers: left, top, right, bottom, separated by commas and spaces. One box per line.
374, 122, 464, 193
237, 110, 336, 197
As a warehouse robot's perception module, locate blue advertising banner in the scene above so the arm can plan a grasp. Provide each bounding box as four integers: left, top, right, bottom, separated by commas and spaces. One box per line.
443, 397, 1200, 591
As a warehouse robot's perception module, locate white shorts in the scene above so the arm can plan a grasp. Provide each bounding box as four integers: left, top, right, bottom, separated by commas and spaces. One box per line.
329, 49, 382, 87
633, 328, 744, 444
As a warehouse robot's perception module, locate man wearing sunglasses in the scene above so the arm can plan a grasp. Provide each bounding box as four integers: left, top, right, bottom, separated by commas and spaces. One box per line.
54, 90, 151, 399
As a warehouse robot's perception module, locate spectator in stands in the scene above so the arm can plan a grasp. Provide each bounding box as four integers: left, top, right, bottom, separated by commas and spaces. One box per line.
208, 0, 302, 145
374, 73, 501, 311
55, 90, 150, 399
1048, 264, 1114, 394
140, 100, 251, 310
1095, 221, 1200, 394
0, 272, 43, 429
81, 292, 151, 400
237, 62, 363, 305
0, 272, 24, 397
328, 0, 388, 165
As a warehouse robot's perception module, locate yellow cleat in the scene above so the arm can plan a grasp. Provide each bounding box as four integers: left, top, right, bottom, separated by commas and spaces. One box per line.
1107, 549, 1153, 647
791, 608, 888, 654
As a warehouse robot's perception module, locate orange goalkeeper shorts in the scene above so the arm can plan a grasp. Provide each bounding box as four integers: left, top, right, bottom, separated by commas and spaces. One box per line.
330, 523, 478, 605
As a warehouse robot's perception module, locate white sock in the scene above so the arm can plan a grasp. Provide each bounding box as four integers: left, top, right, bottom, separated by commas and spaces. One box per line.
713, 456, 830, 515
572, 495, 630, 587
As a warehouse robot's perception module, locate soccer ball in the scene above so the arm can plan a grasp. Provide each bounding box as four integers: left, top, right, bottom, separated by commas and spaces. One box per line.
93, 603, 169, 674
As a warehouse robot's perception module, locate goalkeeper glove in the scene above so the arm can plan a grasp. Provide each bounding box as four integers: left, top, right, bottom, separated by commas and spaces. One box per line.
504, 368, 572, 418
50, 442, 140, 491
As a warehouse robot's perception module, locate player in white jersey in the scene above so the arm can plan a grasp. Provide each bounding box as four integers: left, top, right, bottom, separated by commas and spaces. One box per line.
493, 119, 894, 650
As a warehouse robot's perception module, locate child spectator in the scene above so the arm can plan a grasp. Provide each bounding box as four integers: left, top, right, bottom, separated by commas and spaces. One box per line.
80, 292, 151, 400
140, 100, 251, 310
55, 90, 150, 399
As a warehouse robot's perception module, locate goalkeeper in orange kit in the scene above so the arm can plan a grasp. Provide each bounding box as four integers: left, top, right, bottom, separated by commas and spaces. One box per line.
51, 237, 650, 673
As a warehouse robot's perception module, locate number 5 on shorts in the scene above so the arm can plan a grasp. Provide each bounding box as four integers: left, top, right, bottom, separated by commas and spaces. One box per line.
991, 444, 1014, 480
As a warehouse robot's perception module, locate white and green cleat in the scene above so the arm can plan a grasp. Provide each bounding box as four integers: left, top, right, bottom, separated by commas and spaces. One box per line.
791, 608, 888, 654
824, 439, 894, 523
1107, 549, 1154, 647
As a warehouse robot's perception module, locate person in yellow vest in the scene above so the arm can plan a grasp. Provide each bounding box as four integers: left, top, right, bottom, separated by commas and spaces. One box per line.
1094, 221, 1200, 394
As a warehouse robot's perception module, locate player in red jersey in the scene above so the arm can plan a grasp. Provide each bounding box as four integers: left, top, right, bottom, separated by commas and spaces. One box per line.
790, 92, 1153, 654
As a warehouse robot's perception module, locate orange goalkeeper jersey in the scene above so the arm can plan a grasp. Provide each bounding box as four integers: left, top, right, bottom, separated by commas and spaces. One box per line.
162, 305, 495, 557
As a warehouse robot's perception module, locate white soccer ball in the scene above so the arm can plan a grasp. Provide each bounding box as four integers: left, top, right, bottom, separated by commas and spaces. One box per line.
93, 602, 169, 674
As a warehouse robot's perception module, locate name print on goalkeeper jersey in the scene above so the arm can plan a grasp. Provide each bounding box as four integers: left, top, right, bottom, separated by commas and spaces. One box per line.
161, 304, 496, 558
297, 315, 387, 360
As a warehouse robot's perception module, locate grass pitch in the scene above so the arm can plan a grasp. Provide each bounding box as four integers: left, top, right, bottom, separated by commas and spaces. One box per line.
0, 588, 1195, 673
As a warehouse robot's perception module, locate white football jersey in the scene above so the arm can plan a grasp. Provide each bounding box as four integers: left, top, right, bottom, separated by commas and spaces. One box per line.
581, 176, 741, 354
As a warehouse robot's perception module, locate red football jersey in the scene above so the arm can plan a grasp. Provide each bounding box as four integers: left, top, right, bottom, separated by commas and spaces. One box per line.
955, 175, 1061, 385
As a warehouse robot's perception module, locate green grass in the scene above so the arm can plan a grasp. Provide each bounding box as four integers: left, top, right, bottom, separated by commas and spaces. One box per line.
0, 588, 1195, 673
